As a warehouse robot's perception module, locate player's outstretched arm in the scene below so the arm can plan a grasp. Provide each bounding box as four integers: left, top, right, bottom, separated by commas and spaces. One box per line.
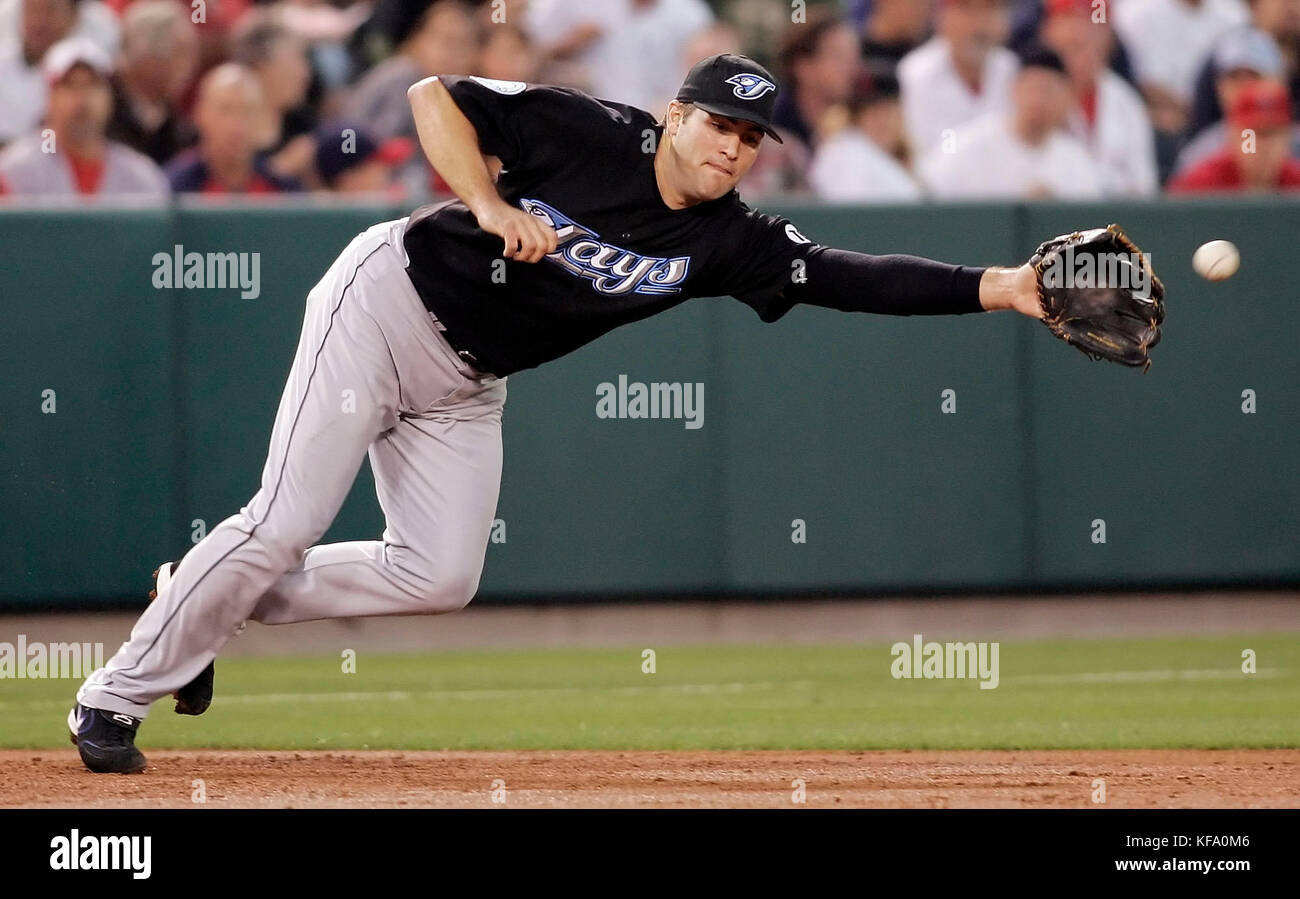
407, 76, 557, 263
774, 248, 1041, 320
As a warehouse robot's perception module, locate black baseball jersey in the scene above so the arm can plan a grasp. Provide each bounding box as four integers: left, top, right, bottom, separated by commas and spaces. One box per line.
402, 76, 985, 377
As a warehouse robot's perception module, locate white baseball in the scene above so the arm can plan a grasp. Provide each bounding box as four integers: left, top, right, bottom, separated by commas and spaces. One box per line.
1192, 240, 1240, 282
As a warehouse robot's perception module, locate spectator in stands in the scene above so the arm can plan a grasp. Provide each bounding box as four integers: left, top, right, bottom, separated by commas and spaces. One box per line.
679, 20, 741, 79
313, 119, 414, 196
106, 1, 196, 167
1040, 0, 1158, 196
165, 63, 302, 194
278, 0, 372, 94
1006, 0, 1137, 84
477, 21, 540, 84
898, 0, 1019, 155
860, 0, 932, 78
1168, 78, 1300, 190
771, 12, 860, 149
735, 127, 812, 200
1113, 0, 1249, 171
809, 72, 921, 202
343, 0, 477, 142
1176, 27, 1299, 173
1189, 1, 1300, 136
231, 10, 317, 183
0, 36, 168, 197
0, 0, 119, 57
0, 0, 82, 143
523, 0, 714, 114
919, 45, 1101, 199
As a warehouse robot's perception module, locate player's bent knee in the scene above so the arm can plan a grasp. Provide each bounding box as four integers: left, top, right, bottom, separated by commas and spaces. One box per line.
387, 546, 481, 613
415, 567, 481, 613
418, 571, 481, 614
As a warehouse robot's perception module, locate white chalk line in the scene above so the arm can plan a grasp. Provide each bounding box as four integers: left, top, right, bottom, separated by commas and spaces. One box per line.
0, 680, 817, 710
1006, 668, 1284, 685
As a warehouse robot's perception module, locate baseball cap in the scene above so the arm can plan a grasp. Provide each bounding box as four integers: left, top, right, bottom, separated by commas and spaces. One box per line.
675, 53, 784, 144
314, 121, 415, 183
1228, 80, 1292, 130
42, 36, 113, 84
1213, 28, 1285, 79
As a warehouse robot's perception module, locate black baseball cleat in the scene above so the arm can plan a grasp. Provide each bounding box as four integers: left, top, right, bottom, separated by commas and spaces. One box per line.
67, 704, 147, 774
150, 557, 215, 716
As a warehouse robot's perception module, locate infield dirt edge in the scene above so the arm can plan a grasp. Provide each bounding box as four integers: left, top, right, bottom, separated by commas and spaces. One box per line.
5, 748, 1298, 808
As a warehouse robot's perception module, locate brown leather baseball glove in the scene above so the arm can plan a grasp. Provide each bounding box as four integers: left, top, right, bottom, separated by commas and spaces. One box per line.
1030, 224, 1166, 371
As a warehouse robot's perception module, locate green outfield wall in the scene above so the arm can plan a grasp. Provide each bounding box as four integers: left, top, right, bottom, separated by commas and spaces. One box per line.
2, 199, 1296, 606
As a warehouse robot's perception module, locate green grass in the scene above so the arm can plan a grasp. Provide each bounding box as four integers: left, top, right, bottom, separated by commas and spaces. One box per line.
3, 635, 1297, 750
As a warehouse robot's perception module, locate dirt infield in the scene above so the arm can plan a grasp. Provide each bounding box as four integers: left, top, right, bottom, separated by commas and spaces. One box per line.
4, 749, 1297, 808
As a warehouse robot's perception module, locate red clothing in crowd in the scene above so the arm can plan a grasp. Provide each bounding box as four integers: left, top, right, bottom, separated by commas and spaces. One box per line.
1079, 88, 1098, 129
68, 156, 106, 194
1167, 149, 1300, 192
102, 0, 251, 26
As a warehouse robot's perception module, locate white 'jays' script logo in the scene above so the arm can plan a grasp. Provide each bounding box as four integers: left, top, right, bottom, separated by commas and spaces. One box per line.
726, 73, 776, 100
521, 198, 691, 296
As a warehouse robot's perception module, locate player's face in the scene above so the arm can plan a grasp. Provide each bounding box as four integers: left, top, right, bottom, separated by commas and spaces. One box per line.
670, 107, 764, 201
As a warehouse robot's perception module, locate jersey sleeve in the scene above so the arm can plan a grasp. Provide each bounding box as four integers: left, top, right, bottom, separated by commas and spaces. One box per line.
709, 205, 821, 322
712, 202, 986, 319
438, 75, 619, 173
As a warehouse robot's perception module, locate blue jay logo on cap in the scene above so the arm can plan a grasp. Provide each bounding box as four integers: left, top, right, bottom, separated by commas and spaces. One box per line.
726, 73, 776, 100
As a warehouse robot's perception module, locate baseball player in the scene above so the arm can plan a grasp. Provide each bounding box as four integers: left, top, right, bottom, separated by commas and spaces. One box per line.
69, 54, 1161, 772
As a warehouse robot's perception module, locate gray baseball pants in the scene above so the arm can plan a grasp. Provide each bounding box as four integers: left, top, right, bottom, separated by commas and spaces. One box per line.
78, 217, 506, 718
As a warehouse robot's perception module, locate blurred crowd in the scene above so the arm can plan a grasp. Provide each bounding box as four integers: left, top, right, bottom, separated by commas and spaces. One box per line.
1, 0, 1298, 203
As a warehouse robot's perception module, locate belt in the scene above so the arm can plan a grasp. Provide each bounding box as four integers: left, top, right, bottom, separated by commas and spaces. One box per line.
428, 311, 491, 378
